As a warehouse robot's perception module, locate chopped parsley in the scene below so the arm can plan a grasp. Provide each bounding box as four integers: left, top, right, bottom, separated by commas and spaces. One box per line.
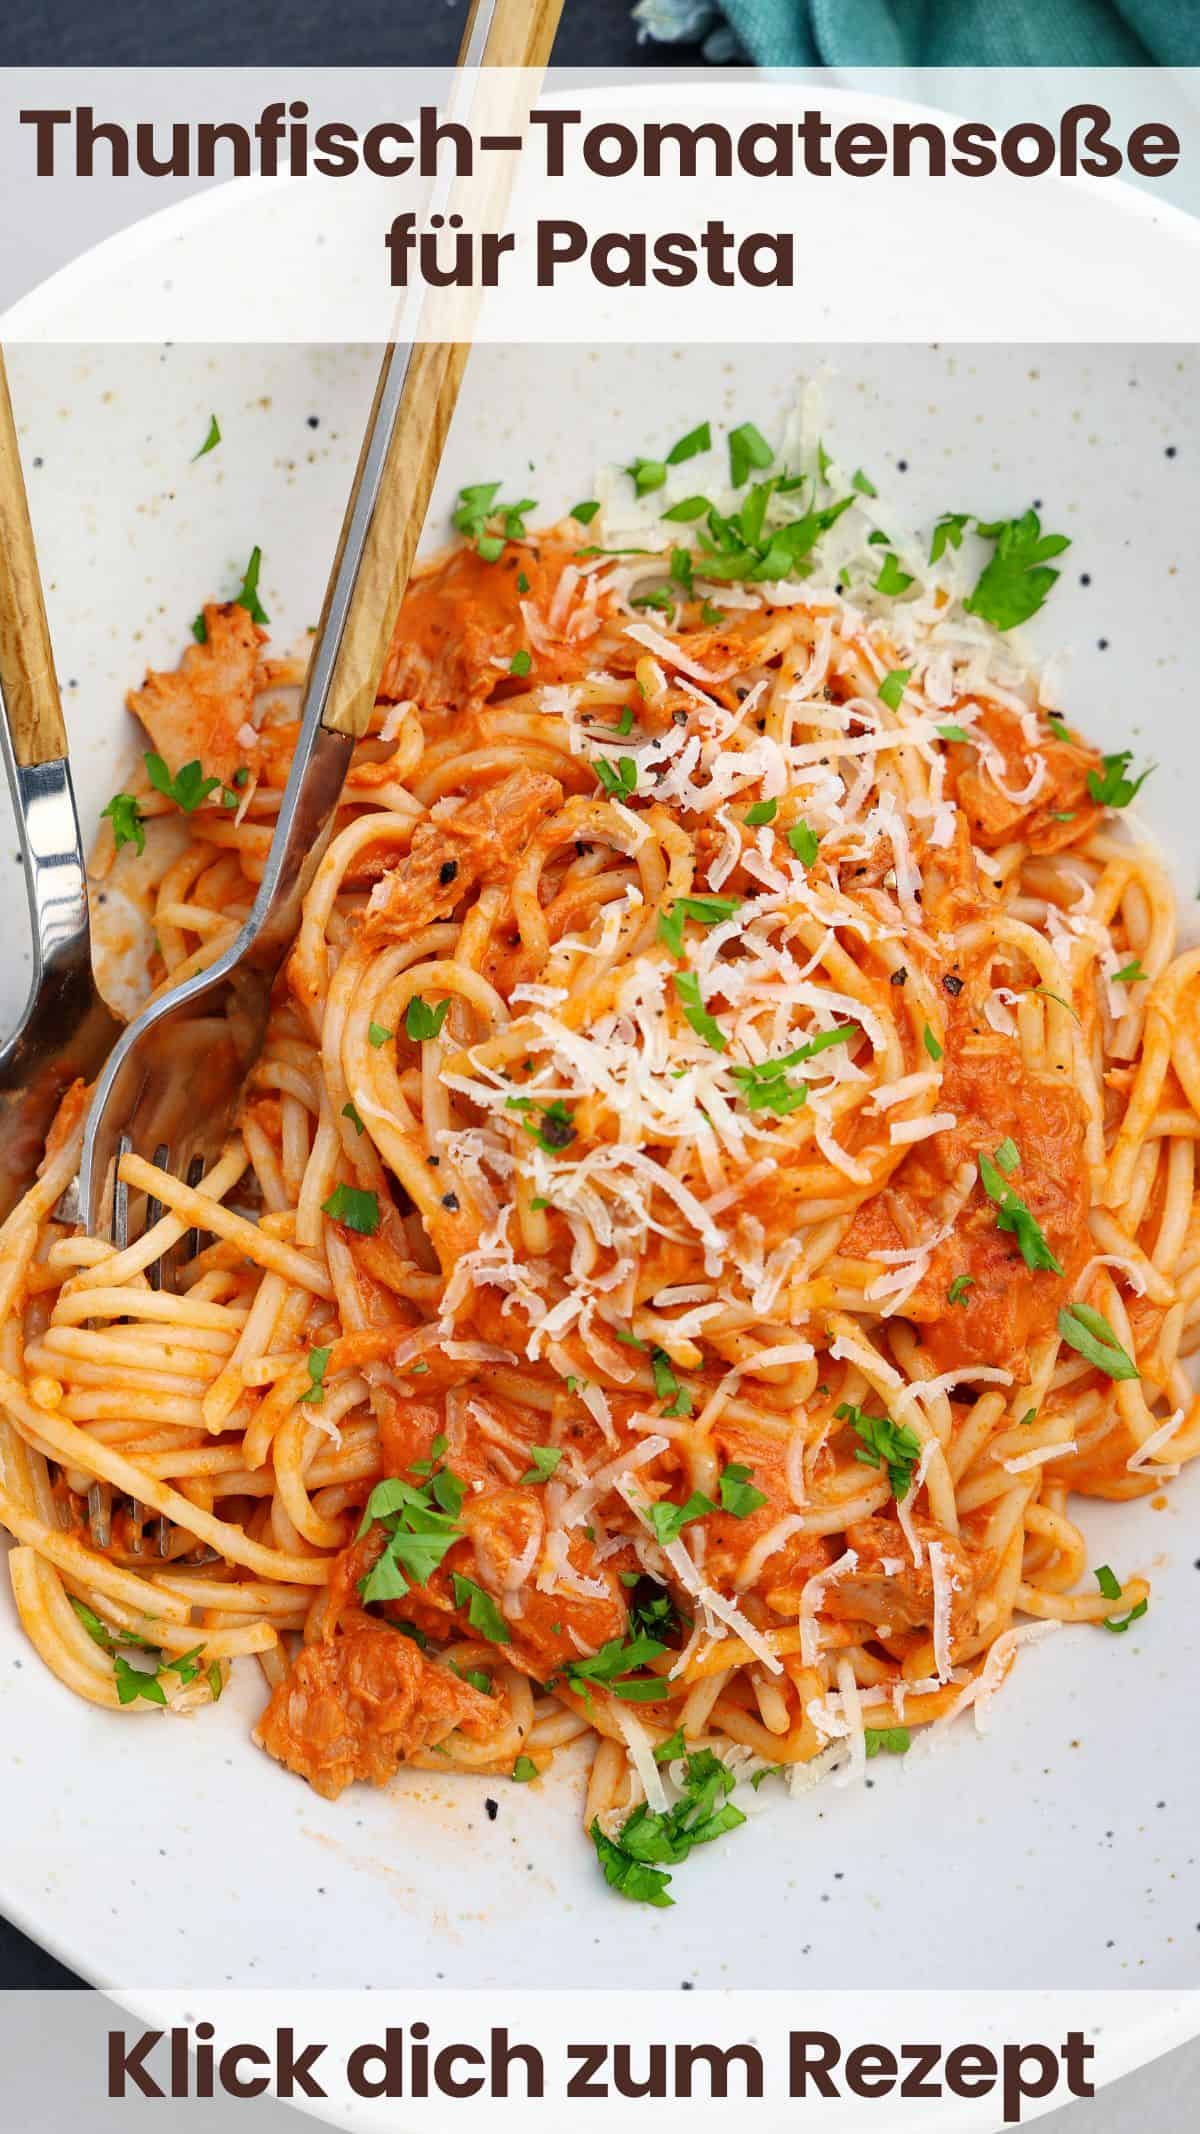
994, 1136, 1019, 1174
452, 483, 535, 562
644, 1491, 716, 1548
673, 969, 726, 1051
569, 500, 599, 525
1094, 1563, 1148, 1634
728, 1022, 859, 1117
837, 1401, 922, 1500
744, 797, 777, 826
405, 996, 449, 1042
367, 1022, 392, 1047
590, 1748, 745, 1908
947, 1275, 974, 1307
923, 1024, 944, 1062
1112, 960, 1148, 984
718, 1463, 767, 1518
937, 723, 972, 744
504, 1093, 577, 1151
978, 1150, 1063, 1274
192, 414, 221, 460
235, 545, 269, 625
101, 791, 145, 855
851, 467, 877, 497
667, 420, 712, 465
617, 704, 634, 736
594, 755, 638, 799
728, 421, 774, 487
661, 495, 709, 523
878, 668, 911, 712
341, 1101, 365, 1136
626, 457, 667, 496
1057, 1304, 1138, 1382
929, 511, 970, 564
569, 1630, 669, 1702
650, 1347, 693, 1418
144, 752, 221, 815
451, 1573, 511, 1644
656, 894, 740, 960
357, 1473, 464, 1602
512, 1755, 538, 1782
114, 1642, 207, 1706
519, 1445, 562, 1485
964, 509, 1069, 630
864, 1725, 911, 1758
787, 820, 819, 867
509, 648, 532, 677
300, 1346, 330, 1406
654, 1727, 686, 1764
700, 600, 725, 625
321, 1183, 380, 1235
875, 552, 914, 596
1087, 751, 1153, 810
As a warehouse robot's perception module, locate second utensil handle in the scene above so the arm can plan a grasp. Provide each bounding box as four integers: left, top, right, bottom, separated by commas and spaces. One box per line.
0, 352, 69, 770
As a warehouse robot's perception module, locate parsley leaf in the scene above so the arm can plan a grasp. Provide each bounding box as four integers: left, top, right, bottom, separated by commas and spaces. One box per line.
718, 1462, 767, 1518
505, 1094, 577, 1152
978, 1151, 1063, 1274
878, 668, 911, 712
144, 752, 221, 815
626, 457, 666, 496
590, 1748, 746, 1906
645, 1349, 689, 1419
667, 421, 712, 465
851, 468, 877, 497
519, 1445, 562, 1485
452, 483, 535, 562
728, 422, 774, 487
837, 1401, 922, 1500
930, 511, 970, 565
787, 820, 819, 867
1057, 1304, 1138, 1382
938, 723, 972, 743
656, 894, 740, 959
1087, 751, 1153, 810
341, 1101, 365, 1135
644, 1491, 716, 1548
1112, 960, 1148, 984
1094, 1563, 1148, 1634
512, 1755, 538, 1782
964, 509, 1070, 630
994, 1136, 1019, 1174
570, 500, 600, 525
509, 648, 532, 677
875, 553, 914, 596
947, 1275, 974, 1306
451, 1573, 511, 1644
594, 756, 638, 799
192, 414, 221, 461
864, 1726, 911, 1758
101, 791, 145, 855
366, 1021, 392, 1047
321, 1183, 380, 1235
744, 798, 777, 826
300, 1346, 330, 1405
673, 970, 726, 1051
661, 495, 710, 523
113, 1654, 168, 1705
923, 1024, 944, 1062
235, 545, 269, 625
405, 996, 449, 1042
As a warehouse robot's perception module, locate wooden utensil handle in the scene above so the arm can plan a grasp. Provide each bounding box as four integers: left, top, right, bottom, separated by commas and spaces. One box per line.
320, 0, 563, 741
0, 352, 68, 768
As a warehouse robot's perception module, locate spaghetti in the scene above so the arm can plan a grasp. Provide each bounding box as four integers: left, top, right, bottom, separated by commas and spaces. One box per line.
0, 420, 1193, 1907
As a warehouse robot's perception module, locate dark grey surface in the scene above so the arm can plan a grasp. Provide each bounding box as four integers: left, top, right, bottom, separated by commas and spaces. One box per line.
0, 0, 703, 67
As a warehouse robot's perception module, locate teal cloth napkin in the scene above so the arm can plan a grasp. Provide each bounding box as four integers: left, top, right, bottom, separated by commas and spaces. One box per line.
635, 0, 1200, 64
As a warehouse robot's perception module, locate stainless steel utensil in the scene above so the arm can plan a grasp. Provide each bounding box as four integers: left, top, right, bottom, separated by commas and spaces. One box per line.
0, 351, 122, 1221
74, 0, 564, 1239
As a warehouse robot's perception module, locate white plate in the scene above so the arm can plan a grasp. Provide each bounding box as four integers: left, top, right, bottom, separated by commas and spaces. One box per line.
1, 335, 1198, 2014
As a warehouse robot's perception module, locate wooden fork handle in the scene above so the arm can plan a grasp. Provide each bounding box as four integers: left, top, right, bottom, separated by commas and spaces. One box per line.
320, 0, 563, 741
0, 351, 68, 768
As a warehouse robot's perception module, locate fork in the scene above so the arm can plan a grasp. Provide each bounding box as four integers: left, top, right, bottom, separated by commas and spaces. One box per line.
0, 350, 122, 1221
72, 0, 562, 1241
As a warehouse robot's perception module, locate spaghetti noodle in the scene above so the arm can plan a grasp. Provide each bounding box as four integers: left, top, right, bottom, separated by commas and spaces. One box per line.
0, 418, 1192, 1907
